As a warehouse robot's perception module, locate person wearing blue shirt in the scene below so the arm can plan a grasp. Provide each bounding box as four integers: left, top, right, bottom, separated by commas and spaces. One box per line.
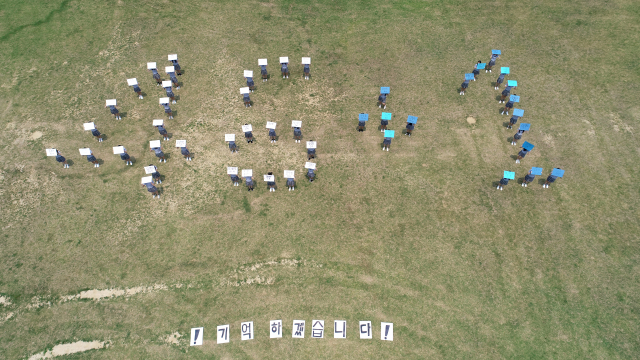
156, 124, 169, 141
522, 170, 536, 187
495, 73, 505, 90
358, 119, 366, 132
293, 127, 302, 143
246, 76, 255, 92
106, 104, 121, 120
170, 59, 182, 76
460, 79, 469, 95
132, 83, 143, 99
150, 147, 166, 163
180, 146, 191, 161
405, 122, 414, 136
516, 148, 529, 164
512, 130, 524, 146
268, 128, 277, 143
118, 146, 132, 165
502, 94, 515, 115
472, 60, 481, 81
230, 173, 240, 186
164, 84, 177, 104
500, 86, 512, 103
486, 53, 499, 73
306, 168, 315, 182
149, 164, 162, 184
245, 176, 255, 191
149, 68, 162, 86
91, 128, 103, 142
303, 64, 310, 80
544, 169, 561, 188
55, 150, 69, 168
168, 71, 180, 89
378, 93, 387, 109
380, 118, 388, 133
261, 65, 268, 82
243, 93, 251, 108
307, 144, 316, 160
161, 103, 173, 119
244, 124, 254, 143
382, 136, 392, 152
497, 177, 509, 191
86, 150, 99, 168
228, 140, 238, 153
287, 177, 295, 191
143, 182, 160, 198
267, 172, 276, 192
281, 61, 289, 79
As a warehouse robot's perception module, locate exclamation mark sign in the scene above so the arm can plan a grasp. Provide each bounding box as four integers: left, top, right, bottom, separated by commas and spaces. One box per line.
194, 329, 200, 345
384, 325, 389, 340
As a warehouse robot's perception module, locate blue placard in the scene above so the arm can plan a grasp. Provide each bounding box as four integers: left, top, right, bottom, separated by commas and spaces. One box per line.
407, 115, 418, 124
513, 108, 524, 117
551, 168, 565, 178
381, 112, 392, 120
522, 141, 534, 151
380, 87, 390, 94
503, 171, 515, 180
384, 130, 395, 138
519, 123, 531, 131
477, 63, 486, 69
507, 80, 517, 87
530, 167, 543, 176
492, 49, 501, 55
501, 67, 510, 74
465, 73, 474, 80
358, 113, 369, 121
509, 95, 520, 102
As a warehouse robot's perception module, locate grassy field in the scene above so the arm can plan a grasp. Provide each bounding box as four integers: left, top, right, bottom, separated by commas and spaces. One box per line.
1, 0, 639, 358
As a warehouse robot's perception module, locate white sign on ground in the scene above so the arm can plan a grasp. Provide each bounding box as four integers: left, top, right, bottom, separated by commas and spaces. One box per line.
241, 321, 254, 340
334, 320, 346, 339
359, 321, 372, 339
190, 327, 203, 346
292, 320, 305, 338
381, 322, 393, 341
270, 320, 282, 338
217, 325, 230, 344
311, 320, 324, 338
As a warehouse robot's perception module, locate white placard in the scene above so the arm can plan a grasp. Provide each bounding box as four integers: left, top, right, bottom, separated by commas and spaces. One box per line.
240, 87, 250, 94
242, 124, 252, 132
305, 162, 316, 170
258, 58, 268, 66
141, 176, 153, 184
266, 122, 277, 129
106, 99, 116, 106
127, 78, 138, 86
149, 140, 161, 148
46, 148, 57, 156
190, 327, 203, 346
144, 166, 157, 174
165, 66, 175, 73
241, 169, 252, 177
270, 320, 282, 338
311, 320, 324, 338
168, 54, 178, 61
292, 320, 305, 338
79, 148, 91, 156
225, 134, 236, 141
83, 122, 95, 130
381, 322, 393, 341
152, 119, 164, 126
284, 170, 294, 179
162, 80, 172, 88
147, 62, 157, 70
112, 146, 124, 154
279, 56, 289, 63
244, 70, 253, 78
175, 140, 186, 147
241, 321, 253, 340
217, 325, 230, 344
334, 320, 346, 339
264, 175, 274, 182
159, 97, 169, 104
302, 57, 311, 65
359, 321, 372, 339
227, 167, 238, 175
291, 120, 302, 128
306, 141, 316, 149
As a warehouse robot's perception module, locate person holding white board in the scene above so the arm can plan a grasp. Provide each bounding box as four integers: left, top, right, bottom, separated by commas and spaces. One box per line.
305, 162, 316, 182
292, 120, 302, 143
47, 149, 69, 168
142, 177, 159, 198
175, 140, 191, 161
280, 57, 289, 79
150, 140, 167, 163
302, 57, 310, 80
113, 145, 132, 165
266, 172, 276, 192
228, 167, 240, 186
147, 164, 162, 184
245, 70, 255, 92
243, 124, 254, 143
266, 122, 277, 143
226, 134, 238, 153
148, 62, 162, 86
241, 87, 251, 107
285, 170, 295, 191
153, 119, 169, 141
163, 81, 177, 104
168, 54, 182, 76
127, 78, 143, 99
160, 98, 174, 119
259, 58, 268, 82
80, 148, 99, 167
105, 99, 121, 120
84, 122, 103, 142
166, 66, 180, 89
307, 141, 316, 160
243, 169, 255, 191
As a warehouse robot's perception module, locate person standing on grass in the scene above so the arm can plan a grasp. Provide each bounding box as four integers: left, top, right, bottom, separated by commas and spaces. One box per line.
287, 177, 295, 191
244, 124, 254, 143
502, 95, 516, 115
497, 176, 510, 190
86, 150, 99, 168
460, 78, 469, 95
243, 92, 251, 107
382, 136, 392, 151
307, 168, 315, 182
543, 168, 564, 188
358, 119, 366, 132
143, 182, 160, 198
246, 76, 255, 92
267, 172, 276, 192
179, 146, 191, 161
128, 78, 143, 99
167, 68, 180, 89
151, 146, 166, 163
229, 140, 238, 153
149, 164, 162, 184
161, 102, 174, 119
119, 146, 132, 165
169, 55, 183, 75
378, 93, 387, 109
500, 85, 512, 103
522, 169, 540, 187
307, 143, 316, 160
230, 173, 240, 186
245, 175, 255, 191
495, 72, 505, 90
281, 60, 290, 79
380, 115, 389, 132
91, 127, 103, 142
261, 64, 268, 82
163, 81, 177, 104
56, 150, 69, 168
508, 114, 519, 130
293, 127, 302, 143
156, 123, 169, 141
149, 65, 162, 86
269, 127, 277, 143
472, 60, 482, 81
511, 130, 525, 146
516, 148, 529, 164
486, 51, 499, 73
303, 63, 310, 80
405, 121, 414, 136
106, 103, 121, 120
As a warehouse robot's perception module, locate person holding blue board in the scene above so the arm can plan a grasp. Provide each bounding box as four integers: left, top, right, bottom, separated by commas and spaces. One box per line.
522, 167, 543, 187
486, 50, 500, 73
378, 87, 390, 109
502, 94, 519, 115
495, 67, 508, 90
460, 73, 473, 95
382, 130, 394, 151
543, 168, 564, 188
472, 61, 483, 80
358, 113, 368, 132
380, 112, 391, 132
498, 170, 514, 190
512, 123, 530, 146
406, 115, 417, 136
508, 108, 524, 129
500, 85, 513, 103
516, 141, 534, 163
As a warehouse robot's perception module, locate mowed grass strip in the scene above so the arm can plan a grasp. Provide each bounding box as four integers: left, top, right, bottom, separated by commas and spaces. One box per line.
0, 0, 639, 358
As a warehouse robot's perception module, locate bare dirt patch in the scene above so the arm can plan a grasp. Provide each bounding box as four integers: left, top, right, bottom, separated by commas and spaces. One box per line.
30, 131, 43, 140
28, 341, 106, 359
466, 116, 476, 124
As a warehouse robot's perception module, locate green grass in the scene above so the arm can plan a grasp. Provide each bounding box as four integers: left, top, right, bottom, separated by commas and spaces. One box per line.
1, 0, 639, 358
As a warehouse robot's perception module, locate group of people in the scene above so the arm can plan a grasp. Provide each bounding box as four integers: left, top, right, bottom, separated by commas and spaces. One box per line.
241, 57, 311, 107
462, 50, 565, 190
